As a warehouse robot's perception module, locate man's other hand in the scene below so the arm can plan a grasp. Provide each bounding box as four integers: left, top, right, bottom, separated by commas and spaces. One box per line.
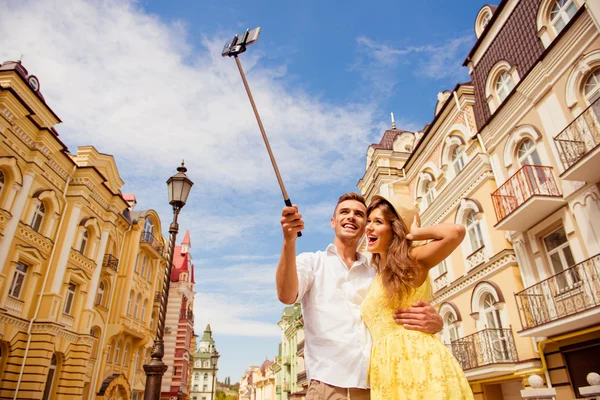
393, 300, 442, 334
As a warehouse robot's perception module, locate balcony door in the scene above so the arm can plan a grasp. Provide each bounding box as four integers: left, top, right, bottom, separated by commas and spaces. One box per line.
543, 227, 579, 292
482, 294, 510, 363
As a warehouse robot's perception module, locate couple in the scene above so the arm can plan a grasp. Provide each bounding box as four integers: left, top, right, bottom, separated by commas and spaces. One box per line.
276, 192, 474, 399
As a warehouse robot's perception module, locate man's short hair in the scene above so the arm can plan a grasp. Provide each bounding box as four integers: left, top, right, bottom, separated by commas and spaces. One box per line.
333, 192, 366, 216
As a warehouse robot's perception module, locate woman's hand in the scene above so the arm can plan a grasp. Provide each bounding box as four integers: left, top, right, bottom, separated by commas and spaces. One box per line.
406, 216, 424, 241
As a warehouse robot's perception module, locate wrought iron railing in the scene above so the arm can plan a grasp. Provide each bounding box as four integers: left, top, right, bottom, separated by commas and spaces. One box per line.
140, 230, 164, 254
491, 164, 561, 222
448, 328, 518, 370
515, 253, 600, 330
554, 97, 600, 171
102, 254, 119, 271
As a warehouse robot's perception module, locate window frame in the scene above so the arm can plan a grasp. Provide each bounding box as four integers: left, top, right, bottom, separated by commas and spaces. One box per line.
550, 0, 577, 34
79, 230, 89, 255
496, 71, 515, 103
63, 283, 76, 315
95, 281, 105, 306
30, 201, 45, 232
466, 210, 484, 252
8, 262, 28, 299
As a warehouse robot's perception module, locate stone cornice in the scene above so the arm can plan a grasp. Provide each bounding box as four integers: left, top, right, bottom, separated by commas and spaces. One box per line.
431, 249, 517, 306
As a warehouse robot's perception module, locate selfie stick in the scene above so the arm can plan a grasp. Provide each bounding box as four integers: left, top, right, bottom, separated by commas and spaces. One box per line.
222, 27, 302, 237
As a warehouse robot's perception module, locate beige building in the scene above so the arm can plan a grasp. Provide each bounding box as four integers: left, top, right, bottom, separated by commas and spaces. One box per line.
0, 59, 176, 399
358, 1, 600, 399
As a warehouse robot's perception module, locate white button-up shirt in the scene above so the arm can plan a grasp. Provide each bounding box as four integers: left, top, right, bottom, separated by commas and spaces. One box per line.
296, 244, 375, 389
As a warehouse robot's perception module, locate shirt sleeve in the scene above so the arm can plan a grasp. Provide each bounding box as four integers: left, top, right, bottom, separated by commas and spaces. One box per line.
295, 252, 316, 302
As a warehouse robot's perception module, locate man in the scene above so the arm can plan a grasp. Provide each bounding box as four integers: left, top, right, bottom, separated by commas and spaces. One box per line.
276, 192, 443, 400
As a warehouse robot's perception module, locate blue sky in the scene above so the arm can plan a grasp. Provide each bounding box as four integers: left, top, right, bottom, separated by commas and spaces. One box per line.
1, 0, 487, 383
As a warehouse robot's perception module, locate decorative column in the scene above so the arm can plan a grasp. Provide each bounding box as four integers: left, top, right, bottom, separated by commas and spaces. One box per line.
0, 171, 35, 272
50, 204, 82, 294
85, 230, 110, 310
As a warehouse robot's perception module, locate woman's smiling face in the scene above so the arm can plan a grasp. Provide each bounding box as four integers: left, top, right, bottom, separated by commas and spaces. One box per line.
366, 207, 393, 254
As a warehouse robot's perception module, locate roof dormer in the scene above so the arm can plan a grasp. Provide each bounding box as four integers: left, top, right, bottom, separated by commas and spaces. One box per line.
475, 5, 496, 38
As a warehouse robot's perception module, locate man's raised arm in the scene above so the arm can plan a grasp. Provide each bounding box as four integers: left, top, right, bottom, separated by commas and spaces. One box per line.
276, 205, 304, 304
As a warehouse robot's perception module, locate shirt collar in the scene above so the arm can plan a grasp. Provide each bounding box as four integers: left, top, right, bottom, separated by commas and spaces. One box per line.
326, 243, 369, 267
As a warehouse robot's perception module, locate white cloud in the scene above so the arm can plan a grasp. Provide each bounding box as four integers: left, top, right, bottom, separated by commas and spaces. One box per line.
0, 0, 378, 196
352, 34, 473, 100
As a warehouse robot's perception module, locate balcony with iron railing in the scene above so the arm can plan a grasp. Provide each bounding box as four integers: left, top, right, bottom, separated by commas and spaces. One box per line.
448, 328, 518, 379
515, 253, 600, 337
102, 254, 119, 272
297, 371, 307, 385
140, 230, 164, 254
491, 164, 563, 231
554, 97, 600, 183
297, 339, 304, 356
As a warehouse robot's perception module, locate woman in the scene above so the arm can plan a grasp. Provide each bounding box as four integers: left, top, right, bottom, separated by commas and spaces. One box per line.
361, 195, 473, 400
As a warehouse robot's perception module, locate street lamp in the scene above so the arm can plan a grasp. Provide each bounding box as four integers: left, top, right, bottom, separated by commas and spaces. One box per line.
144, 162, 194, 400
211, 349, 220, 400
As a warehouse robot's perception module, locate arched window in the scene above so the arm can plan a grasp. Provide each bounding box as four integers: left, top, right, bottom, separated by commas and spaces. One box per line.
204, 373, 209, 380
95, 282, 105, 306
144, 218, 154, 240
496, 71, 515, 102
114, 341, 121, 364
127, 291, 133, 315
584, 68, 600, 103
30, 202, 45, 232
517, 138, 542, 166
451, 146, 466, 175
482, 293, 503, 329
424, 180, 435, 207
481, 13, 491, 30
466, 210, 484, 252
0, 171, 4, 194
133, 294, 141, 318
123, 344, 130, 366
150, 312, 156, 330
443, 313, 459, 344
79, 230, 88, 254
42, 354, 57, 399
141, 299, 148, 321
550, 0, 577, 34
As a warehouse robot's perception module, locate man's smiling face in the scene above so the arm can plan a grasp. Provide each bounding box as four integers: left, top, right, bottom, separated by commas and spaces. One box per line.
331, 199, 367, 242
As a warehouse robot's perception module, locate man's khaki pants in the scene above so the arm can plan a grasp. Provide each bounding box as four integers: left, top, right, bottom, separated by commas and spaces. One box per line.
306, 380, 370, 400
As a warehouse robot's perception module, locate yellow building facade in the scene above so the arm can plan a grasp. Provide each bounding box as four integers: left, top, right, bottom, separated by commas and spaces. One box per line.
0, 60, 171, 399
358, 1, 600, 398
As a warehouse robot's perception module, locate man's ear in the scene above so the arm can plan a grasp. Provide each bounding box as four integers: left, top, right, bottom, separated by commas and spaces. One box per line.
330, 217, 335, 229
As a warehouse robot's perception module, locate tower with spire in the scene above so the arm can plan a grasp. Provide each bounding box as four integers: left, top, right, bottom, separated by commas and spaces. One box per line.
161, 230, 197, 399
191, 324, 220, 400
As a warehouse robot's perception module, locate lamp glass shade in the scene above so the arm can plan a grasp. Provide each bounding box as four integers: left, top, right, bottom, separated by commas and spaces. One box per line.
167, 163, 193, 207
211, 350, 220, 367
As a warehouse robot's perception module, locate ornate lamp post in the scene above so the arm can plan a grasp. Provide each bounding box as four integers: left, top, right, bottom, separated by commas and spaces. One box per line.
211, 350, 220, 400
144, 162, 194, 399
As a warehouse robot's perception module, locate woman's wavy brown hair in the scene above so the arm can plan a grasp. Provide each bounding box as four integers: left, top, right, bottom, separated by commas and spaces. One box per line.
367, 197, 418, 305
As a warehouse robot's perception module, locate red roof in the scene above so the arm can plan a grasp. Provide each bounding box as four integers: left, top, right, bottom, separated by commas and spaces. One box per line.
123, 194, 137, 202
182, 230, 191, 245
370, 129, 413, 151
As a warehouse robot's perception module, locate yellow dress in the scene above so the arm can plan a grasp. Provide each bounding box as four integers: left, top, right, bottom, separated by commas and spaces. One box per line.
361, 275, 474, 400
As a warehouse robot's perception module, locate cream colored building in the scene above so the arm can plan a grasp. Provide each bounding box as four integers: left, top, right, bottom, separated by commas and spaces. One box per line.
0, 59, 171, 399
358, 1, 600, 399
